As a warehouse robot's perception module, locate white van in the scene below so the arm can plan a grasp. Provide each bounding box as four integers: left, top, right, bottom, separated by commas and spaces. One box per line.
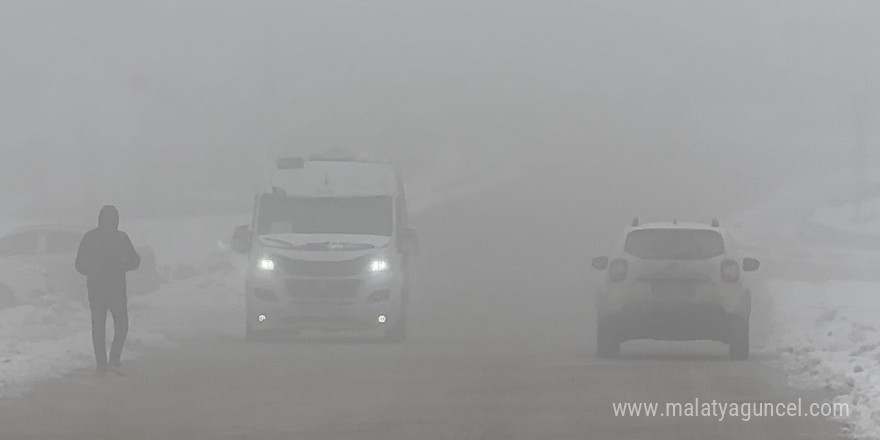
232, 152, 418, 342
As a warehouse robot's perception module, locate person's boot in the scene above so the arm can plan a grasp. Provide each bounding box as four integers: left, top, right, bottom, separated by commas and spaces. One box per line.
108, 359, 124, 375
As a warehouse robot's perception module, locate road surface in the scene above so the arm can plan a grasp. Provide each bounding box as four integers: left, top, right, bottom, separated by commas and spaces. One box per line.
0, 156, 846, 439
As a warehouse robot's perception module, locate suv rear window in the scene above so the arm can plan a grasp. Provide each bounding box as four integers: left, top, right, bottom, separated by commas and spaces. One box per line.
624, 229, 725, 260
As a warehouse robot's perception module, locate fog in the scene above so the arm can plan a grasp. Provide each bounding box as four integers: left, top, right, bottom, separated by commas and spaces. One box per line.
2, 1, 878, 217
2, 1, 880, 438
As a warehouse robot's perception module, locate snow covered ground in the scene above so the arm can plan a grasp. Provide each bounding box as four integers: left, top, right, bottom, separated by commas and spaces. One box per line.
0, 154, 523, 398
730, 173, 880, 439
812, 200, 880, 236
768, 280, 880, 439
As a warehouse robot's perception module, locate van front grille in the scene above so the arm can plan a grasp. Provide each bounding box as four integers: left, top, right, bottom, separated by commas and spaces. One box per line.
285, 278, 361, 300
276, 256, 367, 277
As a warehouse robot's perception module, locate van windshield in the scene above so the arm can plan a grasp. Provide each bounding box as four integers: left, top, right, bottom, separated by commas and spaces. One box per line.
624, 229, 725, 260
257, 195, 393, 236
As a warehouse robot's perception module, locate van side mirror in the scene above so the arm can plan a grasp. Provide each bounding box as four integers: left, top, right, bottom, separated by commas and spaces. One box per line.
399, 227, 419, 255
592, 256, 609, 270
743, 257, 760, 272
231, 225, 252, 254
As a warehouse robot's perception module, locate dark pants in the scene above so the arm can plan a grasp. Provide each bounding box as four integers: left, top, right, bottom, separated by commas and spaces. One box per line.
89, 292, 128, 368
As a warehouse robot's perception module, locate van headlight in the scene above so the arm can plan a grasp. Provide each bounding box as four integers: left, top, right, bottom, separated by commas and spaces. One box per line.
258, 257, 276, 272
368, 257, 390, 274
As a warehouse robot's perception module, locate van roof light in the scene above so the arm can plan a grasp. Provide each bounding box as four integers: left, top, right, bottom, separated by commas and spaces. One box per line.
631, 217, 639, 227
277, 157, 305, 170
711, 218, 720, 227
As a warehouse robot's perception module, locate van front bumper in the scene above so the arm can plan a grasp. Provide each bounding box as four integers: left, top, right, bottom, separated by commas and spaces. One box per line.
245, 272, 403, 332
247, 300, 402, 332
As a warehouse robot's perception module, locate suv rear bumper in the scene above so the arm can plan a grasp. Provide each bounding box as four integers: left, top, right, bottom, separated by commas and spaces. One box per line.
599, 303, 746, 343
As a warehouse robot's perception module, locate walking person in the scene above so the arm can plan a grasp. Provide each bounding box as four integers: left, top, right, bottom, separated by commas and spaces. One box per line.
75, 205, 140, 376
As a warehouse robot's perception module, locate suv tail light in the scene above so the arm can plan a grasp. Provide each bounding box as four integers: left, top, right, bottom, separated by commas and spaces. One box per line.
721, 259, 740, 283
609, 258, 629, 282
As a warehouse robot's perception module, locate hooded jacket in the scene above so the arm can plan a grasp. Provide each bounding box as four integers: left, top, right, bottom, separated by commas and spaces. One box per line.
75, 206, 141, 296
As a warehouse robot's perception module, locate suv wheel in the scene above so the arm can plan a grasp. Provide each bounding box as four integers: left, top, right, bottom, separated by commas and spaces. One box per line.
596, 319, 620, 358
728, 317, 750, 361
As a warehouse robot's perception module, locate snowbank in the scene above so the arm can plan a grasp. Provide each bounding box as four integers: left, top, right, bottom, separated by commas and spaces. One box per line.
731, 175, 880, 438
407, 159, 522, 216
768, 280, 880, 439
812, 200, 880, 236
725, 173, 880, 438
800, 199, 880, 253
0, 292, 176, 397
0, 297, 93, 396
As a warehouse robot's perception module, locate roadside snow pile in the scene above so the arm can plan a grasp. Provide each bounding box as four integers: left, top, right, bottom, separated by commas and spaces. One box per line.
407, 155, 523, 215
0, 297, 91, 396
727, 171, 880, 438
0, 293, 174, 397
769, 279, 880, 439
812, 199, 880, 236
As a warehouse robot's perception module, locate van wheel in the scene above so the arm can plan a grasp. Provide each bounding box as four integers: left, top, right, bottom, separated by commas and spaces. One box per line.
728, 318, 750, 361
383, 314, 407, 343
0, 284, 16, 309
596, 320, 620, 358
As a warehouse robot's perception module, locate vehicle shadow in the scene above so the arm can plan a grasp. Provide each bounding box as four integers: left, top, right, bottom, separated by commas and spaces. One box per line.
244, 332, 391, 345
614, 352, 733, 362
610, 341, 755, 362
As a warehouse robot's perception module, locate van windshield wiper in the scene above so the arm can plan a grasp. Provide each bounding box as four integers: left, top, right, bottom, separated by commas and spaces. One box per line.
259, 238, 377, 250
304, 241, 376, 250
260, 237, 299, 249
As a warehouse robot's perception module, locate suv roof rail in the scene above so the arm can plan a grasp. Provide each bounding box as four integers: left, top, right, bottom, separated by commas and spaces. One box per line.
631, 217, 639, 227
711, 218, 721, 227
